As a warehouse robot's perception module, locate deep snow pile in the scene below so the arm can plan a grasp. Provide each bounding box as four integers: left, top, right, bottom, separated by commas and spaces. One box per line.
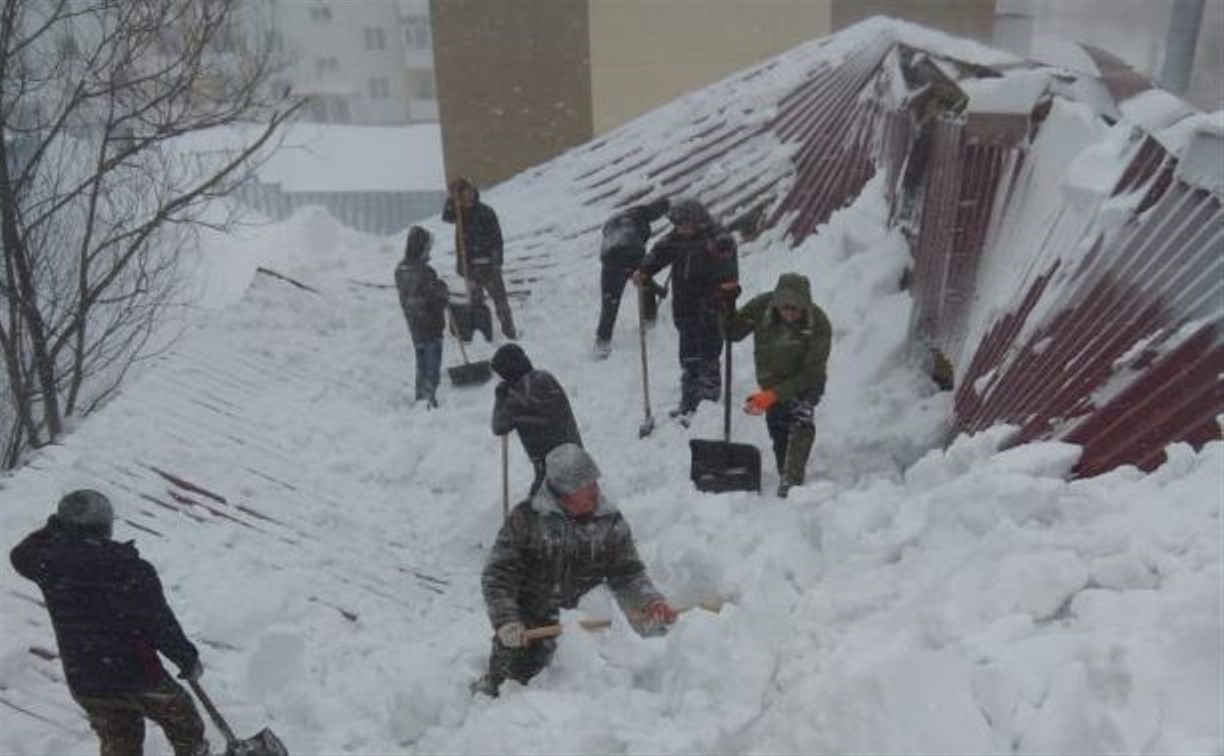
1, 174, 1220, 754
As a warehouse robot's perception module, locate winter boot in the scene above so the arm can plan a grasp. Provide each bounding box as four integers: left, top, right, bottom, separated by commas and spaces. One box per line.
470, 673, 500, 698
780, 425, 815, 496
593, 339, 612, 360
668, 406, 696, 427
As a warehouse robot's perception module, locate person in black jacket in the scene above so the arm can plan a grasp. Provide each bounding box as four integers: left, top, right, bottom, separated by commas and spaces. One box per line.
443, 177, 518, 340
594, 197, 670, 359
395, 225, 450, 408
9, 490, 210, 756
491, 344, 582, 495
634, 198, 739, 424
474, 443, 677, 696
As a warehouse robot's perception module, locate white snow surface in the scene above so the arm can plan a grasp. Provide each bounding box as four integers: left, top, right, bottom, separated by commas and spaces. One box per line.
1, 18, 1221, 756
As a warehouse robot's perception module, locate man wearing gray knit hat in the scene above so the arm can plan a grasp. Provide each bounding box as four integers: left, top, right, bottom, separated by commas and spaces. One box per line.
474, 444, 677, 696
10, 490, 210, 755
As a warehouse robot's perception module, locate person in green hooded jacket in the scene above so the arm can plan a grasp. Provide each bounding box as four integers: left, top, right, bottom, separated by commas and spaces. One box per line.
725, 273, 832, 497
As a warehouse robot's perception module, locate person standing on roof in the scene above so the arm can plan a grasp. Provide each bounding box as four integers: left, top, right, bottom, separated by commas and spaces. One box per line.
10, 490, 211, 755
725, 273, 832, 497
474, 443, 677, 696
395, 225, 450, 408
594, 197, 671, 359
633, 198, 738, 425
443, 177, 518, 340
491, 344, 583, 496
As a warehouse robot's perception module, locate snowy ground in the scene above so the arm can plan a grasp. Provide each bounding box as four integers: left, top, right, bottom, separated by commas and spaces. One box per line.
1, 175, 1220, 754
2, 18, 1221, 755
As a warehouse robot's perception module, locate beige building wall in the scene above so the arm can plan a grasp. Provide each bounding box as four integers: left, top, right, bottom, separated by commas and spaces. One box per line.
430, 0, 593, 188
588, 0, 832, 135
831, 0, 996, 43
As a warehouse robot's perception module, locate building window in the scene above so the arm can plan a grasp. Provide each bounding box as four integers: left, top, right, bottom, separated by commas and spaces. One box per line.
411, 70, 434, 99
309, 5, 332, 21
315, 56, 339, 74
404, 19, 431, 49
364, 27, 386, 50
368, 77, 390, 99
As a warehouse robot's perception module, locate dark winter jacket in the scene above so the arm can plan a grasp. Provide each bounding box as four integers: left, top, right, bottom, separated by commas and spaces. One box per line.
600, 200, 670, 269
639, 225, 738, 320
482, 491, 664, 630
442, 185, 504, 276
9, 517, 200, 697
492, 370, 583, 462
727, 273, 832, 404
395, 258, 450, 343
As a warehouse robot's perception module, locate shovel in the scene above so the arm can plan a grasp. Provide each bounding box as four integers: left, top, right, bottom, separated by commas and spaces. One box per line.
188, 679, 288, 756
522, 600, 728, 641
689, 306, 761, 493
637, 286, 655, 438
445, 305, 493, 386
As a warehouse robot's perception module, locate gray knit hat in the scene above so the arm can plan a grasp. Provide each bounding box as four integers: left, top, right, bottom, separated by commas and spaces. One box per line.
544, 444, 600, 495
57, 489, 114, 530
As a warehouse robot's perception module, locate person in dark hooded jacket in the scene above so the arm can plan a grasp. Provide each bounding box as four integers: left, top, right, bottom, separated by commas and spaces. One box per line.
395, 225, 450, 407
726, 273, 832, 497
594, 197, 670, 358
443, 177, 517, 340
491, 344, 583, 495
9, 490, 210, 756
633, 198, 738, 423
474, 443, 677, 696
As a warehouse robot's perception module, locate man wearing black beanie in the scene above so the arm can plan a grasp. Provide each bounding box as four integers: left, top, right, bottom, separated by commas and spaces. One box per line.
490, 344, 583, 495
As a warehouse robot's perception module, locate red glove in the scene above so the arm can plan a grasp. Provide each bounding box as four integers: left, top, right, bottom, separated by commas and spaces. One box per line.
644, 600, 678, 625
743, 389, 777, 415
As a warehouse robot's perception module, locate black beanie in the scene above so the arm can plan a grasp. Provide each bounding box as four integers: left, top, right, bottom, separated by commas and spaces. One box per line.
405, 225, 432, 261
491, 343, 532, 381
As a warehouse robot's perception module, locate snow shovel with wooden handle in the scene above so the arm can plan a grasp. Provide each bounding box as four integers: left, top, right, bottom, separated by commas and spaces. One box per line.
188, 679, 288, 756
445, 305, 492, 386
521, 600, 728, 641
637, 286, 655, 438
689, 302, 760, 493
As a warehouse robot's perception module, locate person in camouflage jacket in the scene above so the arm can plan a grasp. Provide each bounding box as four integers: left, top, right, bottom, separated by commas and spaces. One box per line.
726, 273, 832, 497
395, 225, 450, 407
475, 444, 677, 696
10, 490, 210, 755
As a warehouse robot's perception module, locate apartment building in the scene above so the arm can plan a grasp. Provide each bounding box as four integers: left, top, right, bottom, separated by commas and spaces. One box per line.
257, 0, 438, 125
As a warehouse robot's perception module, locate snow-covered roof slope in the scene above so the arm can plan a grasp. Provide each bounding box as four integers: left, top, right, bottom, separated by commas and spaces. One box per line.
1, 17, 1220, 756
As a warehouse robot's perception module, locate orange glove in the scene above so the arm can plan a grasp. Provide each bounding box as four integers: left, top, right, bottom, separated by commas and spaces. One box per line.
644, 600, 678, 625
743, 389, 777, 415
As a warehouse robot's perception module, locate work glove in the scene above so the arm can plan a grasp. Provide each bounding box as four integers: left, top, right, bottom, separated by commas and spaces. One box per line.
743, 389, 778, 416
644, 600, 678, 625
631, 270, 648, 288
178, 659, 203, 682
496, 621, 528, 649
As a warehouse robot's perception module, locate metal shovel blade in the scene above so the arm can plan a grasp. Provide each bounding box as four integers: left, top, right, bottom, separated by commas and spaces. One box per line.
638, 415, 655, 438
689, 439, 761, 493
446, 360, 492, 386
225, 727, 289, 756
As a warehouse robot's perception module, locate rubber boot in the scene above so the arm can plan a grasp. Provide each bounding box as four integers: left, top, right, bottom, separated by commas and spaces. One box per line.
780, 425, 815, 497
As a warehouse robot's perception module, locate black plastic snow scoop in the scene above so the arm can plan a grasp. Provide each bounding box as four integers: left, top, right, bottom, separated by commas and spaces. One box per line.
446, 305, 493, 387
188, 679, 288, 756
689, 310, 760, 493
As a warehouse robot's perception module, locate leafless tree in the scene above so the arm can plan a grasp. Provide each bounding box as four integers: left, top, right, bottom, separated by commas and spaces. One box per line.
0, 0, 304, 468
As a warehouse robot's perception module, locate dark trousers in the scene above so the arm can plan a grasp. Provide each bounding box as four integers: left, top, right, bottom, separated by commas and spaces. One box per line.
676, 313, 723, 412
74, 673, 208, 756
596, 264, 657, 342
485, 636, 557, 695
468, 266, 516, 338
765, 393, 816, 471
414, 340, 442, 403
